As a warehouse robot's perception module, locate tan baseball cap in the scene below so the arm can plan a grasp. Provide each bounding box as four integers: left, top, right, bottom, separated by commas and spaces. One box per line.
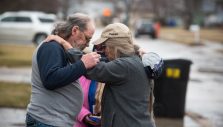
93, 23, 132, 45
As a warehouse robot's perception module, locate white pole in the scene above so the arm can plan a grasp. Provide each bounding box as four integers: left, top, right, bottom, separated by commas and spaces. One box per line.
195, 30, 200, 44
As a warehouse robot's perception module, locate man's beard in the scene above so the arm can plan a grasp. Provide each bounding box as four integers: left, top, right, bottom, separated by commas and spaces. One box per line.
71, 42, 86, 51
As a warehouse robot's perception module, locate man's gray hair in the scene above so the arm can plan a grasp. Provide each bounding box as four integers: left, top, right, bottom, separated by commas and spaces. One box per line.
52, 13, 91, 39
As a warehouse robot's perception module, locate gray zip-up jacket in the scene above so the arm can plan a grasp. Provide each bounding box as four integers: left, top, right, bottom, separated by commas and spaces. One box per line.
86, 56, 155, 127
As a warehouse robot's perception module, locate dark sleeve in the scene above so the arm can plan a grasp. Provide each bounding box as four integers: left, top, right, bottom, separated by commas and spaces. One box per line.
37, 42, 87, 90
66, 48, 109, 63
86, 59, 127, 83
66, 48, 83, 63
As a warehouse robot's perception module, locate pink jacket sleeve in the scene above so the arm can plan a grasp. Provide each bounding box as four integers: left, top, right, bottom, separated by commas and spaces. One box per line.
77, 106, 91, 122
76, 76, 91, 122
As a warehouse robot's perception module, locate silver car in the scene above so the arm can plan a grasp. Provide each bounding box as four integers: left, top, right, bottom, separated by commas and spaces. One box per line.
0, 11, 56, 45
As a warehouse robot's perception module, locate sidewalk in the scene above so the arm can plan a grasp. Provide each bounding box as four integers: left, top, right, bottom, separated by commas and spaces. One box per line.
0, 108, 202, 127
0, 67, 31, 83
0, 108, 26, 127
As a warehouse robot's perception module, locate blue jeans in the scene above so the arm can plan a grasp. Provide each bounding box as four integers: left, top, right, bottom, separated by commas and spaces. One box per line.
26, 114, 56, 127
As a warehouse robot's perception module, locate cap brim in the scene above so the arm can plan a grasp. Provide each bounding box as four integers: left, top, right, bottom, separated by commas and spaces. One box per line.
92, 37, 108, 45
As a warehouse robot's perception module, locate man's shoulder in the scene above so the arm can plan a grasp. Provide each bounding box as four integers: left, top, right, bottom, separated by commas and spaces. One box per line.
40, 41, 62, 48
38, 41, 64, 52
37, 41, 65, 58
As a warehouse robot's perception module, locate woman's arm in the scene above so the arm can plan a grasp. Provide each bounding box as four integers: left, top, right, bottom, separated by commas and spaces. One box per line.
44, 35, 100, 68
134, 44, 146, 57
44, 35, 72, 50
45, 35, 83, 63
77, 106, 91, 123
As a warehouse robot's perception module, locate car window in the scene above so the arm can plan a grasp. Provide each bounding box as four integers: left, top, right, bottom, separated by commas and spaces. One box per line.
1, 16, 16, 22
15, 17, 32, 22
39, 18, 54, 23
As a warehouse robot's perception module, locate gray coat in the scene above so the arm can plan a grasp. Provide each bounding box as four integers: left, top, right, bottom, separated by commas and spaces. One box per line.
87, 56, 155, 127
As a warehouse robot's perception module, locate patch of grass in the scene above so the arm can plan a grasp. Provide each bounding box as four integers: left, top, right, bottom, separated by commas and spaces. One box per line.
0, 81, 31, 108
160, 27, 223, 44
0, 44, 35, 67
200, 28, 223, 43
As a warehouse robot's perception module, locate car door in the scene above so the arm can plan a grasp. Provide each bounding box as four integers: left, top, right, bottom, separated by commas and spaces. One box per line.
0, 15, 33, 43
0, 16, 17, 42
12, 16, 34, 42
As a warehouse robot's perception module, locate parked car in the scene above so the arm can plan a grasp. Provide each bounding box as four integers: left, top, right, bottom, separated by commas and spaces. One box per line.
0, 11, 56, 45
134, 19, 157, 39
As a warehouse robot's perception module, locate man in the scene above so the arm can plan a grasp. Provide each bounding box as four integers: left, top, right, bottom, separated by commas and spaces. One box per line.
26, 13, 100, 127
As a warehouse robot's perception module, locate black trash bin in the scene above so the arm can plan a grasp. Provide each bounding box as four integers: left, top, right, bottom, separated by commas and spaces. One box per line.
153, 59, 192, 118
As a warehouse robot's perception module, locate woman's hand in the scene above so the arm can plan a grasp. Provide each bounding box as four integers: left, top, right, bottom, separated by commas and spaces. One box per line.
138, 48, 146, 57
44, 35, 72, 50
84, 114, 101, 126
44, 35, 64, 44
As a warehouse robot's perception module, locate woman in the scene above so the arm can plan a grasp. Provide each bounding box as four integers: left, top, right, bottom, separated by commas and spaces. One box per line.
85, 23, 155, 127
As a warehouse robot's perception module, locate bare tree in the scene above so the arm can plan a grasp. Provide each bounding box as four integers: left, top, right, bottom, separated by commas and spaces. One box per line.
183, 0, 203, 29
0, 0, 63, 14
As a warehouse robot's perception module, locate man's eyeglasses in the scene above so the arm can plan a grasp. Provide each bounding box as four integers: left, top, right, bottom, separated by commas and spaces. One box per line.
82, 32, 91, 43
76, 26, 92, 43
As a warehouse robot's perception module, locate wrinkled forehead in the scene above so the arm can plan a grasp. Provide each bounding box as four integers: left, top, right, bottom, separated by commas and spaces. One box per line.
85, 21, 95, 36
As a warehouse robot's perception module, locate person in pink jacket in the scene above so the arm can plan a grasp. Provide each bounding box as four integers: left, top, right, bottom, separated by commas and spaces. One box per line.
75, 44, 106, 127
75, 76, 91, 127
74, 76, 104, 127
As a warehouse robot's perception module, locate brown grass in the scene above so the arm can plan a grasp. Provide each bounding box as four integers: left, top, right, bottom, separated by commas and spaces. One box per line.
160, 27, 223, 44
0, 44, 35, 67
200, 28, 223, 43
0, 81, 31, 108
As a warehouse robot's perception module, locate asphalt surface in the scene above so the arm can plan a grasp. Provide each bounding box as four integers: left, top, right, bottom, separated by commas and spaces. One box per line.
0, 28, 223, 127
